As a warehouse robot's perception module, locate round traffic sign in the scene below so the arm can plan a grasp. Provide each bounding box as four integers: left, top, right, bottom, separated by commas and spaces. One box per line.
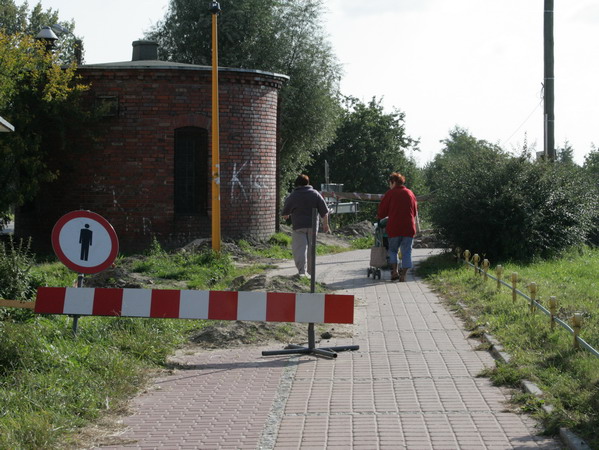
51, 210, 119, 274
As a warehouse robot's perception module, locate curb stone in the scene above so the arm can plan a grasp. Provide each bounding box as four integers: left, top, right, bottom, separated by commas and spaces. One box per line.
559, 428, 592, 450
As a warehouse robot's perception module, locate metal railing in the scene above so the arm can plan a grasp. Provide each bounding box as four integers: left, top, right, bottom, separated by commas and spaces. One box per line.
459, 249, 599, 358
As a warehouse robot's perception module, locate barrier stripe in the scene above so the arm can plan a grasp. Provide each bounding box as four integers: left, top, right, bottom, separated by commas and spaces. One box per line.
35, 287, 355, 324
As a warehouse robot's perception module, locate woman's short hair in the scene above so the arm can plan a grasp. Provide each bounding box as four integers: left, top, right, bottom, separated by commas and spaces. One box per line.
389, 172, 406, 185
295, 174, 310, 187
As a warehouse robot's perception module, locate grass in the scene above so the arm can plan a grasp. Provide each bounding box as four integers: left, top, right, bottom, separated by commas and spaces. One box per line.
417, 246, 599, 448
130, 245, 235, 290
238, 232, 366, 260
350, 235, 374, 249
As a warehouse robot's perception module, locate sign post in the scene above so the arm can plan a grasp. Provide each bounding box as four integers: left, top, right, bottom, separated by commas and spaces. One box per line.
52, 210, 119, 333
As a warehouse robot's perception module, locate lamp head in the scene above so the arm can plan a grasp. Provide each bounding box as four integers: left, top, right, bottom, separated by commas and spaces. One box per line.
36, 26, 58, 42
209, 1, 221, 14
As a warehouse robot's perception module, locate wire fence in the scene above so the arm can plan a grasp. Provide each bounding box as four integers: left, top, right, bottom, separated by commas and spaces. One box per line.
458, 249, 599, 359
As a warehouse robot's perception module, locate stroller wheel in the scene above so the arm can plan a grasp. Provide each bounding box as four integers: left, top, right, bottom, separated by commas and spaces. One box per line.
375, 269, 381, 279
367, 268, 371, 278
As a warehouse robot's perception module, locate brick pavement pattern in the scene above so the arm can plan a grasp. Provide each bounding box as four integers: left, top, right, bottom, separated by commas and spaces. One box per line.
97, 249, 561, 449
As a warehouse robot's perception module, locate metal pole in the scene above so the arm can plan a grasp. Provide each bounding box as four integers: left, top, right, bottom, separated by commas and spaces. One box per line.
310, 208, 317, 293
544, 0, 555, 160
210, 2, 222, 251
72, 274, 84, 335
308, 208, 318, 349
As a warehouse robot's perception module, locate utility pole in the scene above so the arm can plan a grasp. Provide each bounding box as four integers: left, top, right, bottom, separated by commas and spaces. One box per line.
544, 0, 555, 160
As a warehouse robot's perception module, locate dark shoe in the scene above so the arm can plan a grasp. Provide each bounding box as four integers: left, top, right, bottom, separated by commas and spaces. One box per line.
398, 268, 408, 282
390, 263, 399, 281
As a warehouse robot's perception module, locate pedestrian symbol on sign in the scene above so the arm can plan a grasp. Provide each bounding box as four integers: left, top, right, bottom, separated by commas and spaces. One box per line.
79, 224, 93, 261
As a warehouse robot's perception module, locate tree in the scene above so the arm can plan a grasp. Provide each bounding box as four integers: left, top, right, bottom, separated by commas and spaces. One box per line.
556, 139, 576, 165
304, 96, 421, 225
425, 126, 504, 192
0, 2, 89, 228
582, 145, 599, 245
583, 144, 599, 179
146, 0, 342, 190
308, 96, 419, 194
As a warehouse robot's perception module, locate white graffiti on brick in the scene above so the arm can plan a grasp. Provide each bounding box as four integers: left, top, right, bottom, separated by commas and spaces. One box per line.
229, 160, 273, 203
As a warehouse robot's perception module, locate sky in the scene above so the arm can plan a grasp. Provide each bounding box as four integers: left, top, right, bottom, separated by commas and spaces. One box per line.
22, 0, 599, 166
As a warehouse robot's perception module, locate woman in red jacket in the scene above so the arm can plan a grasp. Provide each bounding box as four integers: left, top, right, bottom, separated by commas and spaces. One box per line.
377, 172, 418, 281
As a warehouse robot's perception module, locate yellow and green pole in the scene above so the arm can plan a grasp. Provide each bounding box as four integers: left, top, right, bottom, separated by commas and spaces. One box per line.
210, 2, 221, 251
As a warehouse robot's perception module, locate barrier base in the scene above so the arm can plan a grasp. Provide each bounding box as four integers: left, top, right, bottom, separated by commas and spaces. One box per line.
262, 343, 359, 359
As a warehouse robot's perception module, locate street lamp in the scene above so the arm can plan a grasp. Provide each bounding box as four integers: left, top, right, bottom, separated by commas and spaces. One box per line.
51, 24, 83, 65
35, 26, 58, 52
210, 2, 221, 252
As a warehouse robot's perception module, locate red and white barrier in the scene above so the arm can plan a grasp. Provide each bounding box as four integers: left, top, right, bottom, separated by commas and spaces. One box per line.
35, 287, 355, 324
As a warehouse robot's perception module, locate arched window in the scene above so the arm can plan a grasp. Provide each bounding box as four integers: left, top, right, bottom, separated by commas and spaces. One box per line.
174, 127, 208, 215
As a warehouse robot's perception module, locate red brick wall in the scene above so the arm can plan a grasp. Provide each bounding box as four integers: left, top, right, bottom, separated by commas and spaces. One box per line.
15, 65, 285, 252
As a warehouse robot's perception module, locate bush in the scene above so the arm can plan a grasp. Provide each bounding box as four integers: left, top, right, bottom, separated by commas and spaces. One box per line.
0, 236, 38, 301
427, 148, 597, 261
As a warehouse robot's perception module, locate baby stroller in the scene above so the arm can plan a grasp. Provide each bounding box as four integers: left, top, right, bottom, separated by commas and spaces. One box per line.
367, 218, 389, 279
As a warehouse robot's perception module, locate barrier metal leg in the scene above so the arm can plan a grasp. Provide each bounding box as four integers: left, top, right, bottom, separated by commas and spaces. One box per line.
71, 274, 84, 336
263, 209, 359, 359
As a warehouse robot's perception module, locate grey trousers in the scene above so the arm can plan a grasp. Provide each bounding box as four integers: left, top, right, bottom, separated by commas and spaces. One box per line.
291, 228, 314, 275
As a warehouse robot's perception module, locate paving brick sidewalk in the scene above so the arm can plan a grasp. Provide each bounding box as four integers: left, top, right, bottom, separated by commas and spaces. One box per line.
97, 249, 562, 449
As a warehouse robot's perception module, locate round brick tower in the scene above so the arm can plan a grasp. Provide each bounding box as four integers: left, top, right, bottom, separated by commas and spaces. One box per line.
15, 41, 287, 252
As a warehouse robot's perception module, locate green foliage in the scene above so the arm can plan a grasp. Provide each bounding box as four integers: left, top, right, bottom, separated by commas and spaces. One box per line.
0, 237, 44, 323
0, 237, 39, 302
419, 250, 599, 446
425, 128, 598, 261
147, 0, 342, 190
0, 5, 92, 222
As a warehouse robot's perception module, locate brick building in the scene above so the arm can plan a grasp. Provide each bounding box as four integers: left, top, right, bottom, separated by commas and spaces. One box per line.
16, 41, 287, 252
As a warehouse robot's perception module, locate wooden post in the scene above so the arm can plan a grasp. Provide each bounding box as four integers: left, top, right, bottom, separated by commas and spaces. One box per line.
496, 265, 503, 290
511, 272, 518, 303
572, 313, 582, 349
463, 249, 471, 264
456, 247, 461, 262
473, 254, 480, 275
482, 259, 490, 281
548, 296, 557, 330
528, 282, 537, 313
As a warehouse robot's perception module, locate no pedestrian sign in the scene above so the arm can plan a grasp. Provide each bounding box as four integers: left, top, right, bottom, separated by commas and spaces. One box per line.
52, 210, 119, 274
